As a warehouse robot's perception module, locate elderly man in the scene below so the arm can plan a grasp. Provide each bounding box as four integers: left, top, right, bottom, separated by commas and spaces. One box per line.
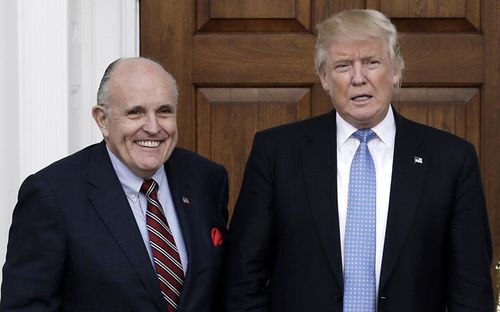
224, 9, 493, 311
1, 57, 228, 312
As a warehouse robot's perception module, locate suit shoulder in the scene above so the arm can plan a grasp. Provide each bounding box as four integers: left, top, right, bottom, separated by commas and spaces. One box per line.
401, 116, 472, 148
167, 148, 228, 195
17, 143, 103, 203
33, 143, 100, 179
255, 111, 334, 141
398, 116, 477, 165
170, 147, 227, 173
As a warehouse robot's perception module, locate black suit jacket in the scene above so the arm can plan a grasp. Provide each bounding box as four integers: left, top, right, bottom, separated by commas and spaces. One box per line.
1, 142, 228, 312
224, 109, 493, 311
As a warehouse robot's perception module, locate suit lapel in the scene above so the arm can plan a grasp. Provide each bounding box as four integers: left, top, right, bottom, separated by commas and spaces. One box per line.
379, 112, 429, 288
86, 142, 165, 311
164, 152, 195, 311
301, 112, 344, 288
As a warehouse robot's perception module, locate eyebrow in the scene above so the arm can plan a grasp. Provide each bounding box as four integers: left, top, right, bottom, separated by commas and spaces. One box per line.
124, 104, 175, 114
126, 105, 146, 113
331, 52, 381, 60
157, 104, 175, 112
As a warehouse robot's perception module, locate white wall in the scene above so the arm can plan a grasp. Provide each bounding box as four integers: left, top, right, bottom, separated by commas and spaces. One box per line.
0, 0, 139, 290
68, 0, 140, 152
0, 1, 20, 278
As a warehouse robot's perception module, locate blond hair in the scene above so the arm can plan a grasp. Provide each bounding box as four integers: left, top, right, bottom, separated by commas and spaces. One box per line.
314, 9, 404, 87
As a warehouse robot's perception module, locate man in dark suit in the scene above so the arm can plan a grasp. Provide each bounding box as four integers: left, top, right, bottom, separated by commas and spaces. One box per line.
1, 57, 228, 311
224, 9, 493, 311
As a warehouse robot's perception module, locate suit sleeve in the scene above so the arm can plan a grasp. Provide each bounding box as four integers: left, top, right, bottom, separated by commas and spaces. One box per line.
210, 165, 229, 312
446, 143, 494, 311
217, 166, 229, 232
1, 174, 66, 311
224, 133, 274, 312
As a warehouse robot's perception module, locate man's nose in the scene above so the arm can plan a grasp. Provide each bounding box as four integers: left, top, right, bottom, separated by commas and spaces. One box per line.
351, 62, 367, 85
143, 114, 161, 134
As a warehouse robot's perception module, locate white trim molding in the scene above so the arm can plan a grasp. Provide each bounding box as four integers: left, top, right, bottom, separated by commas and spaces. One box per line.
0, 0, 20, 287
69, 0, 139, 153
18, 0, 69, 178
0, 0, 139, 291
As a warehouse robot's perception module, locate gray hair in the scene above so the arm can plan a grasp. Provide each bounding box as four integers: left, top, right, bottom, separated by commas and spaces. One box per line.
314, 9, 404, 87
96, 57, 179, 112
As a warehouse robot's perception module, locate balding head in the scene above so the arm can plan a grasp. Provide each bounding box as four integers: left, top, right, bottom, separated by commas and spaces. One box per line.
96, 57, 178, 113
92, 57, 179, 178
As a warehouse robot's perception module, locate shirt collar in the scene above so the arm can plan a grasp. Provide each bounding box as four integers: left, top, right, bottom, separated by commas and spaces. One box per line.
106, 145, 165, 200
336, 106, 396, 148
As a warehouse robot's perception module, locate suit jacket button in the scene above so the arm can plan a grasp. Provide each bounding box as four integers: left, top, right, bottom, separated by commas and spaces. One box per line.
378, 296, 387, 312
334, 295, 341, 302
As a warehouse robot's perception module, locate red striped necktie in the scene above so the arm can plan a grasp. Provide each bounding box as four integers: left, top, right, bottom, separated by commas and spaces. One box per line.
141, 179, 184, 312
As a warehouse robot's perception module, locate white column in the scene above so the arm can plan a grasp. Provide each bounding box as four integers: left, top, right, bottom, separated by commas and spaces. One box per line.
0, 0, 139, 291
68, 0, 139, 153
18, 0, 69, 179
0, 0, 20, 275
0, 0, 69, 293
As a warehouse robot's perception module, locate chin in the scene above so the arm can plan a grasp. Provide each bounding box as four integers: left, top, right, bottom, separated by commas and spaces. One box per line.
143, 162, 164, 172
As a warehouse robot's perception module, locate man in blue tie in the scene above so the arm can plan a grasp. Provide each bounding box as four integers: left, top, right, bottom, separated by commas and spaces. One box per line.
224, 9, 494, 311
1, 57, 228, 311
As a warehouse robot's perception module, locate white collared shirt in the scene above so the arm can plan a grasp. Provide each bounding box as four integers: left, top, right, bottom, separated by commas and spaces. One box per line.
336, 106, 395, 294
107, 146, 188, 274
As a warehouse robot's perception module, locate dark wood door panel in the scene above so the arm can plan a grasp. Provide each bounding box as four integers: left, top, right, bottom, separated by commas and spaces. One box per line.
196, 0, 311, 32
141, 0, 500, 288
368, 0, 480, 31
400, 34, 483, 85
210, 0, 296, 18
196, 87, 311, 214
192, 34, 316, 84
393, 88, 481, 152
192, 34, 484, 85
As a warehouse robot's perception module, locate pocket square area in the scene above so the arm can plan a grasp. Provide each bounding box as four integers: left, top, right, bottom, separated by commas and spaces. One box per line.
211, 227, 223, 247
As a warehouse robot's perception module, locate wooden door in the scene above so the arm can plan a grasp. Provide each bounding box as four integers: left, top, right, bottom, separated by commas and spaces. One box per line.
141, 0, 500, 285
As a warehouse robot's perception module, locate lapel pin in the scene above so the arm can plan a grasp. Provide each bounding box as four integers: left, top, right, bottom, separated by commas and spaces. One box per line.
182, 196, 190, 205
414, 156, 423, 164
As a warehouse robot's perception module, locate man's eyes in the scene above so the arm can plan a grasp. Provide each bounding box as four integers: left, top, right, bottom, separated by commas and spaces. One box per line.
125, 108, 173, 116
332, 60, 380, 72
127, 109, 143, 116
365, 59, 381, 67
334, 63, 351, 72
158, 107, 173, 114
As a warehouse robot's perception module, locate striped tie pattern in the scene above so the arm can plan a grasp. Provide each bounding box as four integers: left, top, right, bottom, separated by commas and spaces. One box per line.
141, 179, 184, 312
343, 129, 377, 312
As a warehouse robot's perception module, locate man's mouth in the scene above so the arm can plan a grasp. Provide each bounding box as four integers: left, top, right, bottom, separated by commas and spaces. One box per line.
351, 95, 373, 102
136, 140, 162, 148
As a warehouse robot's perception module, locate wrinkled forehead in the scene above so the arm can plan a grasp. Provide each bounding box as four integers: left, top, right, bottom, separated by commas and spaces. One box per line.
111, 63, 176, 96
326, 37, 391, 59
108, 80, 176, 111
113, 60, 171, 84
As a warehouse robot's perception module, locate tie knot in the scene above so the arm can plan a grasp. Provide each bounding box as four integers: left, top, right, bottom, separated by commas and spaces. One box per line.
140, 178, 158, 195
353, 129, 376, 143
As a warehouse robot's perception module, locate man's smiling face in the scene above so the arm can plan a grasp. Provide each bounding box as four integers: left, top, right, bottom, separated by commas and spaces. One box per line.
319, 38, 401, 128
93, 59, 178, 178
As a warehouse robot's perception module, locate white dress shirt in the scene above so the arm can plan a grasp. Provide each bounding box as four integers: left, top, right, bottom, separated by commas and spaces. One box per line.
336, 106, 395, 293
107, 146, 188, 274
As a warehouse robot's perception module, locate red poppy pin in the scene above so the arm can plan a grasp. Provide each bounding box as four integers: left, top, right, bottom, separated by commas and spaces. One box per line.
211, 227, 223, 247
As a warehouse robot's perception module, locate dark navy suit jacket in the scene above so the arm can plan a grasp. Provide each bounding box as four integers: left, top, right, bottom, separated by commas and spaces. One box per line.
224, 109, 493, 311
1, 142, 228, 312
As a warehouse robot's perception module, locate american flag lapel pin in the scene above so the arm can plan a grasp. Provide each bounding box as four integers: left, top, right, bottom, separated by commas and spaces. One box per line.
182, 196, 190, 205
414, 156, 423, 164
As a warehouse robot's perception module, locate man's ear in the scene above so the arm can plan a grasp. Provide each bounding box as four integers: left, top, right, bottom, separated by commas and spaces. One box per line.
392, 69, 401, 88
92, 105, 109, 137
318, 70, 330, 92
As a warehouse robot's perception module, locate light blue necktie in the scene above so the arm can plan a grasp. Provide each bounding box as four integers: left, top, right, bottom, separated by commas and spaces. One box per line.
343, 129, 377, 312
